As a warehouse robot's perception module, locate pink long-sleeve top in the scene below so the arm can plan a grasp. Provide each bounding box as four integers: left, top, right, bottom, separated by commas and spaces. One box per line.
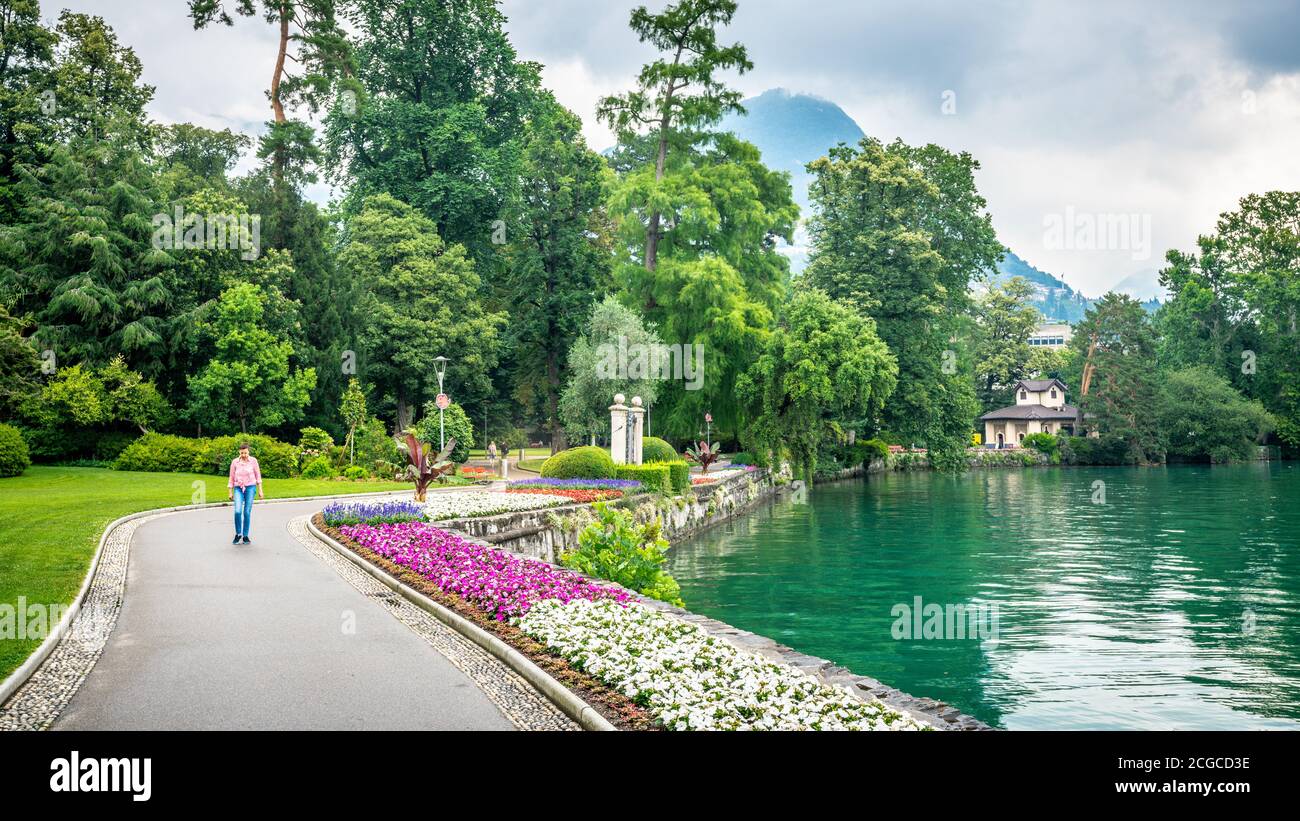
228, 455, 262, 489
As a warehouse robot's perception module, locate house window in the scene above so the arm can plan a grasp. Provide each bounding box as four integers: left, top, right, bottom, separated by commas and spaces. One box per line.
1050, 389, 1057, 398
1019, 390, 1027, 400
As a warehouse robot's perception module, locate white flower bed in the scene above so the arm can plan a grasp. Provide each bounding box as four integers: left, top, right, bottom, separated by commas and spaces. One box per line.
518, 598, 928, 731
423, 490, 570, 521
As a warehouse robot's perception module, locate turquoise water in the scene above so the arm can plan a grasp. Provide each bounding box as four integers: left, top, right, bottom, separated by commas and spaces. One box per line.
667, 463, 1300, 729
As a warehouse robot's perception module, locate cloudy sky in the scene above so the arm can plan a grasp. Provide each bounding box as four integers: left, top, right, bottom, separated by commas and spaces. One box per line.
56, 0, 1300, 295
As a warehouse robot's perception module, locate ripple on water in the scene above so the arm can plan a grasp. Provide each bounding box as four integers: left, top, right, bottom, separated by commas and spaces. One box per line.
668, 463, 1300, 729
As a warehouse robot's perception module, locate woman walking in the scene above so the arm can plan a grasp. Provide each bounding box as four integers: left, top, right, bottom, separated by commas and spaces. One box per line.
228, 442, 263, 544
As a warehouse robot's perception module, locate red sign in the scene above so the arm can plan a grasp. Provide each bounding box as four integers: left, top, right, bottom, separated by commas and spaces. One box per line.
705, 413, 713, 423
435, 393, 450, 410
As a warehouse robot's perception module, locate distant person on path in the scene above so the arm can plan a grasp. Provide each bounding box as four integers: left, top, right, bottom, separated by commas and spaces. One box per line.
227, 442, 263, 544
487, 440, 498, 467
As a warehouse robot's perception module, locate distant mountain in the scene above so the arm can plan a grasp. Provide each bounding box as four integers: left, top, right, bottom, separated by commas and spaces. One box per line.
701, 89, 1162, 320
992, 251, 1095, 323
719, 88, 865, 214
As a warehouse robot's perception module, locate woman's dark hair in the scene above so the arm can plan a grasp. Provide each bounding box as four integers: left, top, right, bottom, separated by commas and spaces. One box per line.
238, 441, 251, 450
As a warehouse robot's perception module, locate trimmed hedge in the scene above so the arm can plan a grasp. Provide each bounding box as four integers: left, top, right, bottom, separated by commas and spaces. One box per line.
343, 465, 368, 480
641, 436, 679, 463
658, 459, 690, 494
728, 451, 754, 466
0, 422, 32, 477
114, 433, 207, 473
193, 435, 297, 478
540, 446, 616, 479
113, 433, 298, 477
615, 463, 671, 494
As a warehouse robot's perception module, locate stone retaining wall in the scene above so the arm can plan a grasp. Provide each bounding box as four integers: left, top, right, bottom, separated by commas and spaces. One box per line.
440, 468, 785, 564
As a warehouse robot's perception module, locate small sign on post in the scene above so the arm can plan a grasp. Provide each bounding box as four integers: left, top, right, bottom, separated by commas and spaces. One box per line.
435, 393, 450, 410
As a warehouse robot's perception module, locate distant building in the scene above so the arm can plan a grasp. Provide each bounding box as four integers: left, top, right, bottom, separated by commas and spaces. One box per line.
979, 378, 1083, 448
1029, 323, 1072, 349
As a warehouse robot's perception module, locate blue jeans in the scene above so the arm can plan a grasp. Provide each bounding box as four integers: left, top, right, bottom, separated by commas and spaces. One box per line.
233, 485, 256, 537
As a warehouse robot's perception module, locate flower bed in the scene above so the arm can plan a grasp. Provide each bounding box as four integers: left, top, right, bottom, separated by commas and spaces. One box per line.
321, 500, 425, 526
422, 490, 570, 520
690, 477, 717, 486
519, 598, 927, 731
339, 521, 630, 622
506, 486, 623, 503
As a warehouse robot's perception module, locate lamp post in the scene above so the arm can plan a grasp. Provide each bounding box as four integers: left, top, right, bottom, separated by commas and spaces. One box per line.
705, 412, 713, 450
433, 355, 449, 450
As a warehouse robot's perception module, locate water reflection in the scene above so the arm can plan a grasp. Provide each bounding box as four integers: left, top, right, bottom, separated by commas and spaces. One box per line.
667, 463, 1300, 729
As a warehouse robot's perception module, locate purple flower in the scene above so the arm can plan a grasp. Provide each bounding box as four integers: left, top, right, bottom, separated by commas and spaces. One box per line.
338, 521, 631, 620
322, 500, 425, 526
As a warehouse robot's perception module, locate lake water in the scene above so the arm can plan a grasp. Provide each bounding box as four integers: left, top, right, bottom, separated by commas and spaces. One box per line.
667, 463, 1300, 729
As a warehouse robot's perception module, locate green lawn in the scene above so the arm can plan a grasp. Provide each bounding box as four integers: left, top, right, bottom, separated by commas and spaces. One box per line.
0, 466, 413, 683
466, 447, 553, 459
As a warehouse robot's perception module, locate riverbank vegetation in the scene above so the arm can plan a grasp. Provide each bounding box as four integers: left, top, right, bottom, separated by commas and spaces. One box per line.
1, 0, 1295, 488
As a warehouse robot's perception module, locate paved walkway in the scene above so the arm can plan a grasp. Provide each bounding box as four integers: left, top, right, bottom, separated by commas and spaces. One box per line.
49, 496, 526, 731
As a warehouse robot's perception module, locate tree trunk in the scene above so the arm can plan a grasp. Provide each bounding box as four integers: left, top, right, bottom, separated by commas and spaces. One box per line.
396, 397, 413, 433
271, 6, 289, 124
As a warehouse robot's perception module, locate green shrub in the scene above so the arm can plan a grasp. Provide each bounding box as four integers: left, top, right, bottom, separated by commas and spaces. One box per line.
660, 459, 690, 494
1021, 432, 1062, 464
92, 431, 137, 462
114, 433, 207, 473
857, 438, 891, 463
614, 463, 671, 494
559, 502, 683, 606
641, 436, 679, 463
540, 445, 616, 479
1062, 433, 1132, 466
728, 451, 754, 466
414, 400, 473, 463
297, 426, 335, 464
192, 434, 297, 478
0, 422, 32, 477
342, 465, 368, 480
353, 417, 400, 467
300, 456, 336, 479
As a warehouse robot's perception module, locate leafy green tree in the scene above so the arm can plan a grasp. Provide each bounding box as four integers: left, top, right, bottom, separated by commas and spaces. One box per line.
0, 0, 57, 221
559, 296, 664, 445
499, 94, 614, 452
414, 399, 473, 465
806, 137, 999, 465
738, 287, 897, 482
186, 282, 316, 434
1157, 365, 1273, 463
48, 12, 153, 144
1159, 192, 1300, 450
337, 194, 504, 431
974, 276, 1040, 411
154, 123, 250, 194
324, 0, 539, 264
597, 0, 751, 272
1070, 293, 1163, 462
608, 132, 798, 440
340, 377, 367, 464
189, 0, 351, 188
0, 305, 39, 419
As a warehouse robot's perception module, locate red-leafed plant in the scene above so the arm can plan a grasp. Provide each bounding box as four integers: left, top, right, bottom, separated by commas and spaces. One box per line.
398, 433, 457, 502
684, 441, 720, 474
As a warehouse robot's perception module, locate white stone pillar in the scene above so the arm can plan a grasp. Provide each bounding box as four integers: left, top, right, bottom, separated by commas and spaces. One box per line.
629, 396, 646, 465
610, 393, 630, 465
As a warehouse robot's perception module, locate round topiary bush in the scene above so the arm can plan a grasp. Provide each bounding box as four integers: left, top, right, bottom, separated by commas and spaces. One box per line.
299, 456, 337, 480
540, 445, 616, 479
641, 436, 679, 463
0, 422, 32, 477
342, 465, 368, 480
